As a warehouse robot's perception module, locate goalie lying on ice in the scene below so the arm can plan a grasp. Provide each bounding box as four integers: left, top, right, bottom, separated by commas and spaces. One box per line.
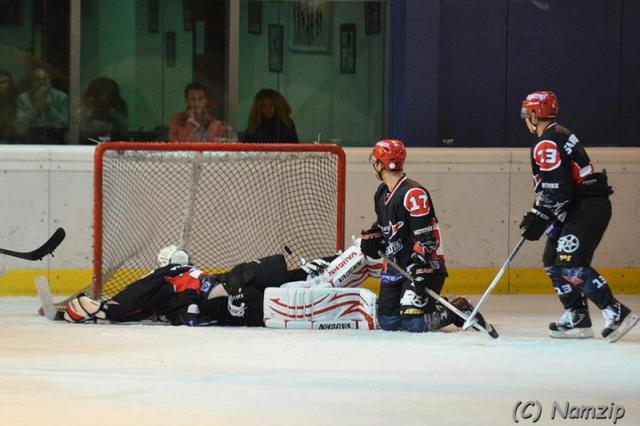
64, 242, 381, 329
64, 241, 487, 332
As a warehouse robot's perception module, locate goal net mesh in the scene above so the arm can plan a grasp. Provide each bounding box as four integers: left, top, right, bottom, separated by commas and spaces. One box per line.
94, 143, 345, 298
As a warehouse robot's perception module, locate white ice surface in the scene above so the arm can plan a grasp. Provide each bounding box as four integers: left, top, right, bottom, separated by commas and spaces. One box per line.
1, 295, 639, 426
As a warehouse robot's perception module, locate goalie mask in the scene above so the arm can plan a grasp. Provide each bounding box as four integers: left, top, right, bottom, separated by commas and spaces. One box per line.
157, 244, 191, 267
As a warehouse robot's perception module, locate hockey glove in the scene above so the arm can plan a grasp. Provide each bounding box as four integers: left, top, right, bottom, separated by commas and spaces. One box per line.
519, 206, 553, 241
360, 226, 384, 259
301, 258, 330, 277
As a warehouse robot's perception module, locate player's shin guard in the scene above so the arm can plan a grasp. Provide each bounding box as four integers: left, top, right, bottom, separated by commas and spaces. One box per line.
561, 267, 614, 310
545, 266, 584, 310
263, 287, 378, 330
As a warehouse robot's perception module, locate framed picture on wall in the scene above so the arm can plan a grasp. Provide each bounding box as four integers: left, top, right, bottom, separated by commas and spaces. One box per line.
340, 24, 356, 74
183, 0, 193, 31
0, 0, 24, 26
148, 0, 159, 33
364, 2, 381, 35
248, 1, 262, 34
290, 1, 332, 52
268, 25, 284, 73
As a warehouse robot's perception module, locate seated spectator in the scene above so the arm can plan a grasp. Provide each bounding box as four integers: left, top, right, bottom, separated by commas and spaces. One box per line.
0, 70, 17, 143
245, 89, 298, 143
15, 67, 68, 143
168, 82, 237, 142
78, 76, 128, 142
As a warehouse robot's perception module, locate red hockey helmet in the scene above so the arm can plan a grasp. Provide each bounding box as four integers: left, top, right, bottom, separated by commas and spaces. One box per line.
371, 139, 406, 171
521, 91, 558, 119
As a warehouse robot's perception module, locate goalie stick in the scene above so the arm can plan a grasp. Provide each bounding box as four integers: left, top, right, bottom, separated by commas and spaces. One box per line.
0, 228, 66, 261
379, 251, 499, 339
36, 276, 65, 320
462, 237, 525, 330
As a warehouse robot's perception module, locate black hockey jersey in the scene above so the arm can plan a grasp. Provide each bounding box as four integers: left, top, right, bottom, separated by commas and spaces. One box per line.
373, 175, 446, 273
530, 123, 593, 217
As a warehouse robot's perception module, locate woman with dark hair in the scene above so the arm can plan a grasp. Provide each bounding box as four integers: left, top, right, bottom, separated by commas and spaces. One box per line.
78, 76, 128, 140
245, 89, 298, 143
0, 70, 17, 142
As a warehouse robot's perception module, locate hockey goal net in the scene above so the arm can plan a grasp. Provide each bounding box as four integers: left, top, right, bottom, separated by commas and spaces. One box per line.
93, 142, 345, 298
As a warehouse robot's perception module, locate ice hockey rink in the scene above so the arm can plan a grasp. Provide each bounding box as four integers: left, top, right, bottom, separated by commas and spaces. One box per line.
1, 295, 638, 426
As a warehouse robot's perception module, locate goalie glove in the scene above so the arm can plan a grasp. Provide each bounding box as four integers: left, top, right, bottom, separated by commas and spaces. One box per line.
360, 226, 384, 259
519, 205, 552, 241
64, 294, 107, 323
300, 257, 330, 277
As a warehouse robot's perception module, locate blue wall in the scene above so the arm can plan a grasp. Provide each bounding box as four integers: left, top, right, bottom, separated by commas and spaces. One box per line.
389, 0, 640, 147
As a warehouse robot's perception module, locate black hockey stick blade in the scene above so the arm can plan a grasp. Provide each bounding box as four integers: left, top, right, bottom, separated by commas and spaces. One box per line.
0, 227, 66, 261
487, 324, 499, 339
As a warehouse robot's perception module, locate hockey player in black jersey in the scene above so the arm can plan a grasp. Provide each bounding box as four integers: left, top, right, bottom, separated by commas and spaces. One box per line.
63, 246, 308, 326
62, 244, 381, 328
360, 139, 486, 333
519, 91, 638, 342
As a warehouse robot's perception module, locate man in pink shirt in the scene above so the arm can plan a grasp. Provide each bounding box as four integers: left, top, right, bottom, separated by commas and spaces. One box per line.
168, 82, 236, 142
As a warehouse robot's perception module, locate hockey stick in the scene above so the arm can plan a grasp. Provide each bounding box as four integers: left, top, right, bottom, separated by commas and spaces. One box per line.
379, 251, 499, 339
36, 276, 65, 320
0, 228, 66, 261
462, 237, 526, 330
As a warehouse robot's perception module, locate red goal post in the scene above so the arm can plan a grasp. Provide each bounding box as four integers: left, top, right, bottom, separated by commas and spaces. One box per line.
93, 142, 346, 298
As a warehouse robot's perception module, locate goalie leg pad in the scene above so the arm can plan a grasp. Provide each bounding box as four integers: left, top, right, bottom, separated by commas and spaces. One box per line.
312, 241, 371, 288
64, 294, 107, 323
264, 287, 378, 330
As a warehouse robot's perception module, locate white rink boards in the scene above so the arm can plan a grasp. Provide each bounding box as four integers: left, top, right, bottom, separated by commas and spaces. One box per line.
1, 295, 639, 426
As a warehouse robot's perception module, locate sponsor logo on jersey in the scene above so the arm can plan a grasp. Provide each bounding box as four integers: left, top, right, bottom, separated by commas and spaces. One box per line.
318, 323, 353, 330
413, 225, 433, 236
200, 280, 212, 293
557, 234, 580, 253
403, 187, 430, 217
564, 134, 580, 155
541, 182, 559, 189
534, 140, 562, 171
381, 220, 405, 239
385, 241, 403, 256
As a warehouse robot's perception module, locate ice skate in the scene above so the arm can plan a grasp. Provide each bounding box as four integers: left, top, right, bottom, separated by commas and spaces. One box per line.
601, 302, 639, 343
548, 308, 594, 338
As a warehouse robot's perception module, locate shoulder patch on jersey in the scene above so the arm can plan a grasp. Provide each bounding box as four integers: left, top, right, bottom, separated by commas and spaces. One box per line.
533, 140, 562, 171
403, 187, 430, 217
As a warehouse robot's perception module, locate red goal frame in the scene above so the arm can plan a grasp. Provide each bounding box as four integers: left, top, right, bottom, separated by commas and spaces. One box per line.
93, 142, 346, 297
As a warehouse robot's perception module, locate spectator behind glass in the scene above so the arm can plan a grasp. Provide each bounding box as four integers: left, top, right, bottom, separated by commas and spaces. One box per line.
245, 89, 298, 143
78, 76, 128, 143
168, 82, 237, 142
15, 67, 68, 143
0, 70, 17, 143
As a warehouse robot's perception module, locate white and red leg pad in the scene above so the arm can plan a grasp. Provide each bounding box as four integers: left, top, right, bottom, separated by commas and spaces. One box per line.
264, 287, 378, 330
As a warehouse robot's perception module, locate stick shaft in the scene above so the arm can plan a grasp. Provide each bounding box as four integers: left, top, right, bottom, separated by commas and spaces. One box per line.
379, 252, 489, 334
462, 237, 526, 329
